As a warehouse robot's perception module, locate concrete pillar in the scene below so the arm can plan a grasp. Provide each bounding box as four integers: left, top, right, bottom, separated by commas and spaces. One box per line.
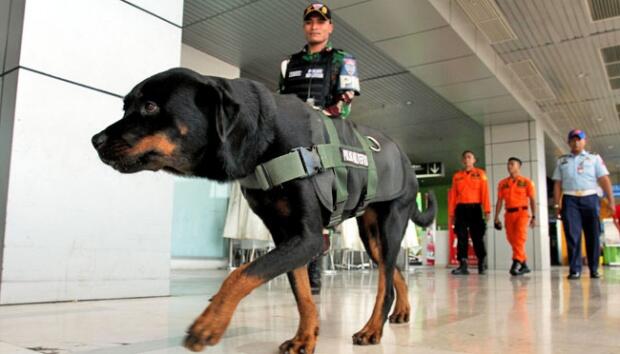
0, 0, 183, 304
485, 121, 550, 271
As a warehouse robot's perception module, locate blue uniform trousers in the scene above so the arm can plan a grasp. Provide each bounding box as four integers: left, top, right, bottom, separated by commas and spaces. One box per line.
561, 195, 601, 274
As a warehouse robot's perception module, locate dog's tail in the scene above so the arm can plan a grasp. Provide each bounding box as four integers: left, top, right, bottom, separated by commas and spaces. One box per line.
410, 191, 437, 228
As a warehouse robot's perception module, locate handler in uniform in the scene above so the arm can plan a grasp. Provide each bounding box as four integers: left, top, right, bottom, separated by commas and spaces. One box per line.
279, 2, 360, 119
553, 129, 615, 279
448, 151, 491, 275
278, 3, 361, 294
494, 157, 536, 276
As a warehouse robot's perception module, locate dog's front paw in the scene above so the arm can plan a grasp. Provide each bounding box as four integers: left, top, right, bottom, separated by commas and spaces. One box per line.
352, 327, 382, 345
279, 332, 318, 354
183, 316, 226, 352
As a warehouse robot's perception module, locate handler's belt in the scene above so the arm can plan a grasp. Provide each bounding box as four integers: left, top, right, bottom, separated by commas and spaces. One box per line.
505, 206, 528, 213
563, 189, 597, 197
239, 113, 378, 227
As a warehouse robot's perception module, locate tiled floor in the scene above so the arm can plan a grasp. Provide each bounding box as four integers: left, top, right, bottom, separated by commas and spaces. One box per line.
1, 267, 619, 354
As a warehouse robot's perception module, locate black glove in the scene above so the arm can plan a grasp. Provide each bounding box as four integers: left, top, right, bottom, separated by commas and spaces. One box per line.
494, 221, 502, 231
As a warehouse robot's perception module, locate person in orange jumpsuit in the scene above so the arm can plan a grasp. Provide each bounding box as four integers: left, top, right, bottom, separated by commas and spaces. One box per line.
493, 157, 536, 276
449, 150, 491, 275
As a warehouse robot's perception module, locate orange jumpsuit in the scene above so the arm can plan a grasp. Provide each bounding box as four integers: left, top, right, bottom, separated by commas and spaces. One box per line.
448, 168, 491, 217
497, 176, 535, 262
449, 168, 491, 261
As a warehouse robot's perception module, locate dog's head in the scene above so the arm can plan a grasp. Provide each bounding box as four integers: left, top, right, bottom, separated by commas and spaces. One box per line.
91, 68, 241, 176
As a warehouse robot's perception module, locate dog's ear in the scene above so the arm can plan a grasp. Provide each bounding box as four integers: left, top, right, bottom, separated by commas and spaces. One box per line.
195, 77, 240, 142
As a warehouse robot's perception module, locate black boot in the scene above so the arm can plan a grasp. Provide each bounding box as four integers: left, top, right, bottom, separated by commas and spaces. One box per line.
510, 260, 521, 276
519, 261, 531, 274
478, 258, 486, 275
451, 258, 469, 275
308, 258, 322, 295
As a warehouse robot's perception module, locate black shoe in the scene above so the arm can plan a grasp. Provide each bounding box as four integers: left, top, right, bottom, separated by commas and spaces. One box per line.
451, 259, 469, 275
311, 286, 321, 295
478, 261, 486, 275
509, 260, 521, 276
590, 271, 601, 279
567, 272, 581, 280
519, 261, 531, 275
451, 267, 470, 275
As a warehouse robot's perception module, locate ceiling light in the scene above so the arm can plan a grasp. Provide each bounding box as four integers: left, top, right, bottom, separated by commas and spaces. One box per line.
406, 101, 412, 105
577, 72, 589, 79
597, 117, 604, 122
608, 145, 614, 149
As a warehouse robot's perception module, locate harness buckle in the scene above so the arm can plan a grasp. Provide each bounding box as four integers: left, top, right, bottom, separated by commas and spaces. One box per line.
293, 147, 322, 177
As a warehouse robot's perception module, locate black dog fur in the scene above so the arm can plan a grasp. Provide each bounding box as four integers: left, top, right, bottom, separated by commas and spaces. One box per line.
92, 68, 436, 353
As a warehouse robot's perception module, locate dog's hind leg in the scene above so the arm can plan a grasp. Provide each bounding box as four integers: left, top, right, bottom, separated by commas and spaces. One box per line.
278, 266, 319, 354
353, 200, 410, 345
389, 267, 410, 323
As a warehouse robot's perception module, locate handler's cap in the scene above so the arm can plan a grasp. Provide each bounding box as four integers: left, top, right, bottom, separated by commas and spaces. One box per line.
304, 3, 331, 21
568, 129, 586, 141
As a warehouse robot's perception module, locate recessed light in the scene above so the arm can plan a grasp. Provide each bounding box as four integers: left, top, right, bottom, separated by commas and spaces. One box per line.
577, 72, 589, 79
406, 101, 412, 105
608, 145, 614, 149
597, 117, 604, 122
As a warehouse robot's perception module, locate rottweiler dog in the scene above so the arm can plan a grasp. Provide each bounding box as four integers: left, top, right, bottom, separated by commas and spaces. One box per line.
92, 68, 436, 353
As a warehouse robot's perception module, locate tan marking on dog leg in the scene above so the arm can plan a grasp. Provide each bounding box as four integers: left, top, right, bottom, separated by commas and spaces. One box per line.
389, 269, 410, 323
279, 267, 319, 354
183, 263, 264, 352
353, 209, 386, 345
127, 134, 177, 157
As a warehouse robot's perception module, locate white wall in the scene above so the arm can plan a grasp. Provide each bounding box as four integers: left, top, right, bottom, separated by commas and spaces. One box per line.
0, 0, 183, 304
181, 44, 241, 79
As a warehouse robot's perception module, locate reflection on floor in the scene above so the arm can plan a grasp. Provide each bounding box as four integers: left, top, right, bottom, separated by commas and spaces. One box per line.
1, 267, 620, 353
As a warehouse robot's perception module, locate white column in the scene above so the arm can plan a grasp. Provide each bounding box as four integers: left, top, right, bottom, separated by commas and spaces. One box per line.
485, 121, 550, 271
0, 0, 183, 304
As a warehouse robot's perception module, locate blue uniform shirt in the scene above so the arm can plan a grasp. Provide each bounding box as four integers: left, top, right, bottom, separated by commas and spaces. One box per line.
552, 151, 609, 191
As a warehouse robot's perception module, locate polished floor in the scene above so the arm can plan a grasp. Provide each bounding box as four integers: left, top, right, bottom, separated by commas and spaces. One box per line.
1, 267, 619, 354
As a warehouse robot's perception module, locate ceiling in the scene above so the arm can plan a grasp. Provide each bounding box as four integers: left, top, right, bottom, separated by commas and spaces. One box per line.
491, 0, 620, 180
182, 0, 620, 185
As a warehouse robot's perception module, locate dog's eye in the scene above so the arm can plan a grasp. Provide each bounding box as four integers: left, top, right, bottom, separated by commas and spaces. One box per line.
143, 101, 159, 115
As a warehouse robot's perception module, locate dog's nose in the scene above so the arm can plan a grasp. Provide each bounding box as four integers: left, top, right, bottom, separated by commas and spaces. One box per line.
91, 132, 108, 149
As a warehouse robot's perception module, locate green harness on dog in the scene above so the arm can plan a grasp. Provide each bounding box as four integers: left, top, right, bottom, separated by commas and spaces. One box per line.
239, 113, 378, 227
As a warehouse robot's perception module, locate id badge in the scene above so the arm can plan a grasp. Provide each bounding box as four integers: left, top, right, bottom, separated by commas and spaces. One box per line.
577, 166, 584, 174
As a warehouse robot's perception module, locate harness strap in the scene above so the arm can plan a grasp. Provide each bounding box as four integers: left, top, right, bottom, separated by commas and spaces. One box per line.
320, 114, 348, 226
353, 129, 377, 215
238, 113, 377, 228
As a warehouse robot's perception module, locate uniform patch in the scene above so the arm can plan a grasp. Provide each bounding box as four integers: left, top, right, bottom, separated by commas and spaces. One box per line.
305, 68, 324, 78
341, 148, 368, 167
288, 70, 302, 78
339, 75, 360, 91
343, 58, 357, 76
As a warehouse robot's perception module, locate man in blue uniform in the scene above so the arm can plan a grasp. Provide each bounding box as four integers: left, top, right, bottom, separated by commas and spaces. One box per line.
552, 129, 615, 279
278, 3, 361, 294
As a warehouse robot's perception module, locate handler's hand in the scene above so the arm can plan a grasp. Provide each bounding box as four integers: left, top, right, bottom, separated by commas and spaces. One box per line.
493, 221, 502, 231
605, 203, 615, 218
